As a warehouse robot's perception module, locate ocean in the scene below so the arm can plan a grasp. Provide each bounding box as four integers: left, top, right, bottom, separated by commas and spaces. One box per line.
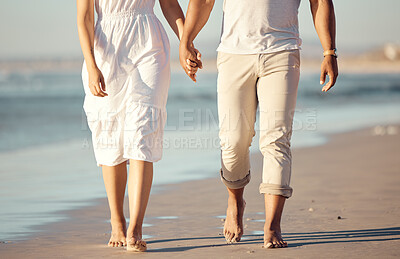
0, 68, 399, 241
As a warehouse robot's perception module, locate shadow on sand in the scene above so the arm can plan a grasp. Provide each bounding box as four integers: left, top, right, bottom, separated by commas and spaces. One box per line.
145, 227, 400, 253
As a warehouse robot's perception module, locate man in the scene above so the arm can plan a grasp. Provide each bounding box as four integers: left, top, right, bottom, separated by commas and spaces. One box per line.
179, 0, 338, 248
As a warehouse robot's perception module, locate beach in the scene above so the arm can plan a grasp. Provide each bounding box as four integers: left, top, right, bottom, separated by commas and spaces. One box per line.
1, 0, 400, 256
1, 125, 399, 258
0, 59, 399, 258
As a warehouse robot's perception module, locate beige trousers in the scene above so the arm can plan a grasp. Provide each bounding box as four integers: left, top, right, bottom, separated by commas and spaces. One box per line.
217, 50, 300, 198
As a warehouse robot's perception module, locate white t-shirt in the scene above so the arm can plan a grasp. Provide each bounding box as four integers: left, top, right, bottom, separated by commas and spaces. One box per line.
217, 0, 302, 54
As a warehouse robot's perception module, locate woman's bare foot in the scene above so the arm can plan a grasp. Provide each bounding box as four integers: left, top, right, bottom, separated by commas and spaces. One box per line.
263, 223, 288, 248
108, 219, 127, 247
224, 194, 246, 243
127, 239, 147, 252
126, 227, 147, 252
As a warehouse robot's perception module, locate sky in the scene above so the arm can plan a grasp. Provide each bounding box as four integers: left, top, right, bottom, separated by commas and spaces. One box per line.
0, 0, 399, 60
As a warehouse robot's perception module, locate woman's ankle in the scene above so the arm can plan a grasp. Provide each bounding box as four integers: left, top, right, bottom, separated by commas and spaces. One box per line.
110, 215, 126, 225
127, 224, 143, 238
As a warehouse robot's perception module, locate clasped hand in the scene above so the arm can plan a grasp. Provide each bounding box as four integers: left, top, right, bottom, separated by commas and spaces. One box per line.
179, 42, 202, 82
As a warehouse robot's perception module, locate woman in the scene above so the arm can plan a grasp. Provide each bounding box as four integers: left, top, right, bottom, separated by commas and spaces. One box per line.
77, 0, 193, 252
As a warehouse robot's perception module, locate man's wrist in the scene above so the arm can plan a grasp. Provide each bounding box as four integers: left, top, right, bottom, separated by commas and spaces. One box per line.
323, 48, 338, 58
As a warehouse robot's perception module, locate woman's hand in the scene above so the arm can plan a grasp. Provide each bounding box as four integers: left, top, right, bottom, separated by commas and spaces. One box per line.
78, 0, 105, 96
87, 66, 108, 97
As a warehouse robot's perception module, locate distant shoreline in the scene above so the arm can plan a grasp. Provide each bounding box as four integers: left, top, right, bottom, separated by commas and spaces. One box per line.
2, 44, 400, 74
1, 57, 399, 74
171, 58, 400, 74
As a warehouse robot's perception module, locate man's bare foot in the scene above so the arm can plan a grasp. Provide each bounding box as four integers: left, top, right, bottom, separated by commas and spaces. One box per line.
224, 197, 246, 243
263, 223, 288, 248
262, 194, 288, 248
108, 219, 127, 247
126, 227, 147, 252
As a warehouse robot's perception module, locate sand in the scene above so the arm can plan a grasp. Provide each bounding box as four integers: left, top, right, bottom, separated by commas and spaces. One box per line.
1, 125, 399, 258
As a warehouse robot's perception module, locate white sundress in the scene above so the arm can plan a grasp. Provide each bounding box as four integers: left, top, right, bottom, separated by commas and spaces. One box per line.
81, 0, 170, 166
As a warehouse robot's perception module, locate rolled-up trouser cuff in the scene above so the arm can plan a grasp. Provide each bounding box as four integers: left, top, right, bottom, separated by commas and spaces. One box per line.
220, 169, 251, 189
259, 183, 293, 198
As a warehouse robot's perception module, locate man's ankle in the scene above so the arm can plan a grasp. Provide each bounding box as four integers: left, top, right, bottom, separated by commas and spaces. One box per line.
227, 187, 245, 201
228, 197, 244, 206
264, 220, 281, 229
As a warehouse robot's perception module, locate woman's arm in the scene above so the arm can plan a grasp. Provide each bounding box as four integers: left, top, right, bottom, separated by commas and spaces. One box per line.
159, 0, 185, 40
309, 0, 338, 92
77, 0, 107, 97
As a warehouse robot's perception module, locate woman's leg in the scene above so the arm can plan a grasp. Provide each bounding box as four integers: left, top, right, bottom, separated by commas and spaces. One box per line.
102, 161, 128, 247
126, 159, 153, 252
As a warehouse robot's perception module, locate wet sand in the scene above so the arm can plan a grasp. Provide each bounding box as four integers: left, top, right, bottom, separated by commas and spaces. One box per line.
1, 125, 400, 258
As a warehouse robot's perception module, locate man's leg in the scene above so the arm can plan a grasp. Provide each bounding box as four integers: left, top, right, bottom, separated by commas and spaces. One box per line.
257, 50, 300, 248
264, 194, 287, 248
224, 187, 245, 243
217, 52, 258, 243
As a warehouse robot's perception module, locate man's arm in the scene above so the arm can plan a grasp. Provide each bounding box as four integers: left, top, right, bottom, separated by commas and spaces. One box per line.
309, 0, 338, 92
179, 0, 215, 82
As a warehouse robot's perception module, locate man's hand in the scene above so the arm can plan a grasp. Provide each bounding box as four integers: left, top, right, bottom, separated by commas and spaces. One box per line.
320, 56, 338, 92
179, 41, 202, 82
